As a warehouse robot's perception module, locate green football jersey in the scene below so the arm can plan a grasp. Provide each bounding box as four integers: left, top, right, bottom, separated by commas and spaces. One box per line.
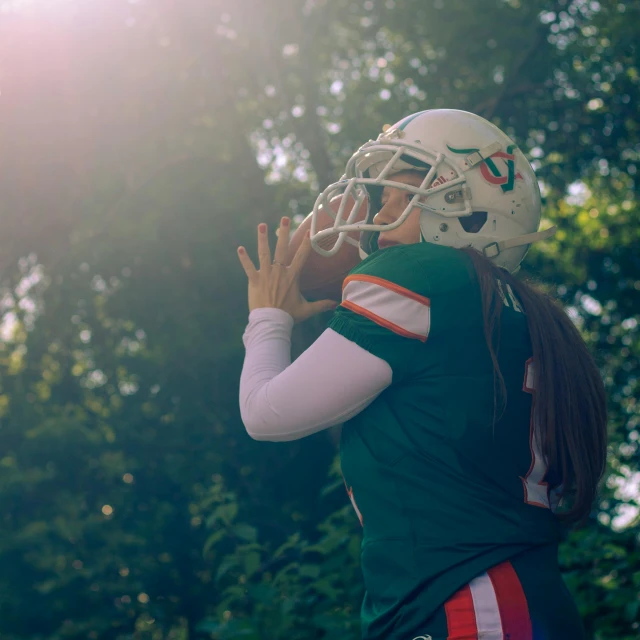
327, 242, 562, 640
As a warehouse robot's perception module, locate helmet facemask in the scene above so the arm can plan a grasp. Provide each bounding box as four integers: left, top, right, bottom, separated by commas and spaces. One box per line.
310, 137, 473, 259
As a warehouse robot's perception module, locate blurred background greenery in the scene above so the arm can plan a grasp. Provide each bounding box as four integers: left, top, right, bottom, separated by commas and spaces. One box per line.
0, 0, 638, 638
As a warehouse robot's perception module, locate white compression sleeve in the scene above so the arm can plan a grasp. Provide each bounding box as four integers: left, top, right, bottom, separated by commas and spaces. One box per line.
239, 307, 392, 441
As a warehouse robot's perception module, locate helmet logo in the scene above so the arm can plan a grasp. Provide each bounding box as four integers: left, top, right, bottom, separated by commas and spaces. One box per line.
447, 144, 523, 193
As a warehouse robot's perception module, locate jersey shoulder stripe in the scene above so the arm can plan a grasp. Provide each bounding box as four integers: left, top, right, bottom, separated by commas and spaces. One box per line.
341, 273, 431, 342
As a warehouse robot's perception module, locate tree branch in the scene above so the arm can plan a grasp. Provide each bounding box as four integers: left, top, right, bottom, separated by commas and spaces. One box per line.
475, 24, 549, 121
250, 3, 337, 189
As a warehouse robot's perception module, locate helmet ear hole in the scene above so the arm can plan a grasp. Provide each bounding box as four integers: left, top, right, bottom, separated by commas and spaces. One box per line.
459, 210, 488, 234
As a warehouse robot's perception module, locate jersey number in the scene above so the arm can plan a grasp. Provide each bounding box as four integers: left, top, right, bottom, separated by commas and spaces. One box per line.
520, 359, 555, 509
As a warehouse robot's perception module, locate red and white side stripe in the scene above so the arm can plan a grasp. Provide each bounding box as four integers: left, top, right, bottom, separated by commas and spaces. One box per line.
341, 274, 431, 342
444, 561, 532, 639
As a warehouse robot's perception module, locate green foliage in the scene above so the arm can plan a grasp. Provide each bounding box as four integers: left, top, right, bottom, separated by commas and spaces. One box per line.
560, 524, 640, 640
0, 0, 638, 639
197, 460, 362, 639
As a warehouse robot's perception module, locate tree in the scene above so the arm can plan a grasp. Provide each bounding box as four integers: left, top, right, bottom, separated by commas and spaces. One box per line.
0, 0, 637, 638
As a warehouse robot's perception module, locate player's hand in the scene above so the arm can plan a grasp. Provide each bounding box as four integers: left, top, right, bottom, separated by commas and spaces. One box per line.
237, 217, 338, 323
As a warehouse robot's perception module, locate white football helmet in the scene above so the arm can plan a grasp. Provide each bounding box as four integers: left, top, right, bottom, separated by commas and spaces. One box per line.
310, 109, 555, 273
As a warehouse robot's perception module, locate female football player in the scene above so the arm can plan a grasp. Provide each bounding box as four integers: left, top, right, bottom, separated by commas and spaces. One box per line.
237, 109, 607, 640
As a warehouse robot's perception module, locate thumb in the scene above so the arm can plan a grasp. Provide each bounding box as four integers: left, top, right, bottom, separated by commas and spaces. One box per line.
308, 299, 339, 316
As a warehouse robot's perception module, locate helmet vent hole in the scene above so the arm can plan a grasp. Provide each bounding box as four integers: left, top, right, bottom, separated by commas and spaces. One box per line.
459, 211, 488, 234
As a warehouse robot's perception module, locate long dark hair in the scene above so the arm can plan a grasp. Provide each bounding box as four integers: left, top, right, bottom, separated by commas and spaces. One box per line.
459, 247, 608, 525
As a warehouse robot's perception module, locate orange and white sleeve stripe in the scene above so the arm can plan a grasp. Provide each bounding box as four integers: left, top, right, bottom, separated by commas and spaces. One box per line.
341, 274, 431, 342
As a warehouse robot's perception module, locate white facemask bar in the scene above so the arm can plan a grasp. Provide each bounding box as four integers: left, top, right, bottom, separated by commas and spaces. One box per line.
310, 143, 473, 257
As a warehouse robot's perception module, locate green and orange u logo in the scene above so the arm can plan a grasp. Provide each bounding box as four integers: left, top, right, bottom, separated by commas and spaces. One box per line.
447, 144, 523, 192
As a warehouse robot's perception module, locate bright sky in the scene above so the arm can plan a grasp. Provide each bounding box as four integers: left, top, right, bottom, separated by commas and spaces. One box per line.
0, 0, 54, 12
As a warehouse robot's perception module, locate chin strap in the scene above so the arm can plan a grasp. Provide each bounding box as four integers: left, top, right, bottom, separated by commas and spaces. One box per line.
463, 141, 503, 168
483, 225, 557, 259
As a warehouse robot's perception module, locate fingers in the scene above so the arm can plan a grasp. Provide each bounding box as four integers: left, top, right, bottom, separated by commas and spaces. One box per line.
273, 217, 290, 266
297, 298, 339, 323
238, 219, 292, 278
257, 223, 272, 272
237, 246, 258, 280
311, 299, 340, 314
289, 231, 313, 274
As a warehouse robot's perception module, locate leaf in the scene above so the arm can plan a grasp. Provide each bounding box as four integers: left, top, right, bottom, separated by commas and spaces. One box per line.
216, 557, 238, 582
203, 528, 227, 556
298, 564, 320, 579
243, 551, 261, 578
233, 523, 257, 542
273, 533, 301, 559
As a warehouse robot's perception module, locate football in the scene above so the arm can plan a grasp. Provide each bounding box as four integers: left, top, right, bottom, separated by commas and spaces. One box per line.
287, 194, 367, 301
